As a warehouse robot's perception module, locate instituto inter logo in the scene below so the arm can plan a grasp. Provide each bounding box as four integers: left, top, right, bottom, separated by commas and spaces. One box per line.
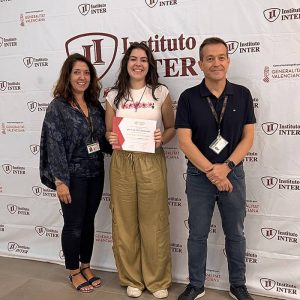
30, 144, 40, 155
2, 164, 12, 174
2, 164, 25, 174
8, 242, 30, 254
263, 8, 281, 22
261, 176, 300, 191
261, 227, 298, 243
243, 151, 258, 163
184, 220, 217, 235
7, 204, 30, 215
0, 81, 7, 90
101, 192, 110, 202
262, 122, 300, 136
261, 176, 278, 189
0, 81, 21, 91
145, 0, 178, 8
7, 204, 17, 214
23, 56, 48, 68
226, 40, 260, 54
32, 186, 57, 198
35, 226, 59, 238
27, 101, 48, 112
78, 3, 107, 15
66, 32, 199, 79
168, 196, 182, 207
0, 36, 17, 48
171, 242, 183, 254
65, 32, 118, 80
260, 278, 297, 296
264, 7, 300, 22
261, 227, 277, 239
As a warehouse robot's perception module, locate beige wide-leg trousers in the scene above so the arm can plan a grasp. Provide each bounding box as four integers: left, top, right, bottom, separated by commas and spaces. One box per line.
109, 148, 171, 293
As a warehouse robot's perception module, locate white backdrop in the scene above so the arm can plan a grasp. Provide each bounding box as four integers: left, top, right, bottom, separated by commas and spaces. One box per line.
1, 1, 300, 299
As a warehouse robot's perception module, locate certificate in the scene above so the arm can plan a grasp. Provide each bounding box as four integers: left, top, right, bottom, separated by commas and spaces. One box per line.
113, 116, 157, 153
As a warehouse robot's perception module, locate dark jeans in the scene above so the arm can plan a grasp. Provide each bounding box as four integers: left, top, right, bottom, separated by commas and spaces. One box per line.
60, 174, 104, 270
186, 164, 246, 287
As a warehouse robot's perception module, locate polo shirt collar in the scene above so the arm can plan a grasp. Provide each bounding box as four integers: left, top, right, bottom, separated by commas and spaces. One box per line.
199, 79, 234, 98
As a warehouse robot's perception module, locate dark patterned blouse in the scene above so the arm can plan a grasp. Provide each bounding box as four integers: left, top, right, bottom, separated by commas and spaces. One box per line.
40, 97, 111, 190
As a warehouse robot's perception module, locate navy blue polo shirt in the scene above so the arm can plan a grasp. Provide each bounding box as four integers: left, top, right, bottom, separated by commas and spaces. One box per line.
175, 79, 256, 164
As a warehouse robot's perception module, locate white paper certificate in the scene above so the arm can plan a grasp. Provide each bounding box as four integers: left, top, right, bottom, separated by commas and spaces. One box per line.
113, 116, 157, 153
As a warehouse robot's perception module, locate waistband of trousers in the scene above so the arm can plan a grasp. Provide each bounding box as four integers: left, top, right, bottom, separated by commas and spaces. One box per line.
112, 147, 164, 158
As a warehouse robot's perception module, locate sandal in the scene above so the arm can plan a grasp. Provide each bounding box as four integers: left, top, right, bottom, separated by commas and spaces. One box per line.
69, 271, 94, 293
81, 266, 102, 288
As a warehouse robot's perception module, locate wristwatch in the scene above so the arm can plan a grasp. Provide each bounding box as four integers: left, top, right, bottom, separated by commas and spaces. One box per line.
224, 159, 236, 170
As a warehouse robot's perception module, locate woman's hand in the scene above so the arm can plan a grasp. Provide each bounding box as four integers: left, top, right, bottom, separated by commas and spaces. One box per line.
106, 131, 119, 145
154, 128, 163, 148
56, 183, 71, 204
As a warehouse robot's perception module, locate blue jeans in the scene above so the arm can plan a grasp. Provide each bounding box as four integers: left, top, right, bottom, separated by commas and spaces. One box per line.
186, 164, 246, 287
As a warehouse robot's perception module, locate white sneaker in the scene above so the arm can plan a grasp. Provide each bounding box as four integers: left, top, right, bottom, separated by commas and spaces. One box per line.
153, 289, 168, 299
127, 286, 142, 298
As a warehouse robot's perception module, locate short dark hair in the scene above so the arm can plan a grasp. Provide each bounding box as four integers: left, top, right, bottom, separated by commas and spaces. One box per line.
112, 42, 160, 108
199, 37, 228, 61
53, 53, 101, 105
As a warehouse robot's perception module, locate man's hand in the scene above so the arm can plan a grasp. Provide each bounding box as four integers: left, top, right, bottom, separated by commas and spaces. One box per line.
215, 178, 233, 192
206, 163, 230, 182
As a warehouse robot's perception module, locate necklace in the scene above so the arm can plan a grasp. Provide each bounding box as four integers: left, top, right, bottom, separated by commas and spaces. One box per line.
129, 86, 147, 112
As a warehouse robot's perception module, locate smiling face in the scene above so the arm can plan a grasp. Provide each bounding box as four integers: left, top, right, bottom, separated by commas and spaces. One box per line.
70, 60, 91, 96
127, 48, 149, 86
198, 43, 230, 84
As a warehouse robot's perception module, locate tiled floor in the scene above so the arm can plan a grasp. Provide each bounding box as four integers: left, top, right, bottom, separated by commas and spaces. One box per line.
0, 256, 278, 300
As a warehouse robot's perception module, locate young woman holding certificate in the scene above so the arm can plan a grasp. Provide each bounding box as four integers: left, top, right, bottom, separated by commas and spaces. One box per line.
105, 42, 175, 299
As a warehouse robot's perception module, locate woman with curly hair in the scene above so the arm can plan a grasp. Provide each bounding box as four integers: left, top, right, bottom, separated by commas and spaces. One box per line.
40, 53, 111, 293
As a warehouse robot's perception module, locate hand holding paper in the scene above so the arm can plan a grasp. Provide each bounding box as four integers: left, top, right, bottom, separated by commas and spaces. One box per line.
112, 116, 157, 153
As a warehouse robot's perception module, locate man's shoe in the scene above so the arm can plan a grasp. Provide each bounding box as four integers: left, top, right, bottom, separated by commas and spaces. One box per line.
229, 285, 253, 300
178, 284, 205, 300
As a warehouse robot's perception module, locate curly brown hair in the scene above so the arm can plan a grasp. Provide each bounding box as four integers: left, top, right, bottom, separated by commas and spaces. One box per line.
112, 42, 161, 108
53, 53, 101, 106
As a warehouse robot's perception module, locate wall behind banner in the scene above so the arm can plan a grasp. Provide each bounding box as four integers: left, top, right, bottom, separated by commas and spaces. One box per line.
0, 0, 300, 298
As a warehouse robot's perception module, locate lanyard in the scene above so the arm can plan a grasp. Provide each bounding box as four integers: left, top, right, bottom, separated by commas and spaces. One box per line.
73, 99, 95, 142
206, 96, 228, 135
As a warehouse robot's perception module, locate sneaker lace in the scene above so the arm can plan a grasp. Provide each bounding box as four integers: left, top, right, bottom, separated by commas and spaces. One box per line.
184, 284, 196, 295
236, 286, 251, 298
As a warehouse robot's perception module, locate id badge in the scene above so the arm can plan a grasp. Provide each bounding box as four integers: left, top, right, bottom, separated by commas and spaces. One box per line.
87, 141, 100, 154
209, 135, 228, 154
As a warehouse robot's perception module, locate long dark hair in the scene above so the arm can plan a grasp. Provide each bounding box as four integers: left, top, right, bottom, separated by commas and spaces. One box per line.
53, 53, 101, 106
112, 42, 160, 108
